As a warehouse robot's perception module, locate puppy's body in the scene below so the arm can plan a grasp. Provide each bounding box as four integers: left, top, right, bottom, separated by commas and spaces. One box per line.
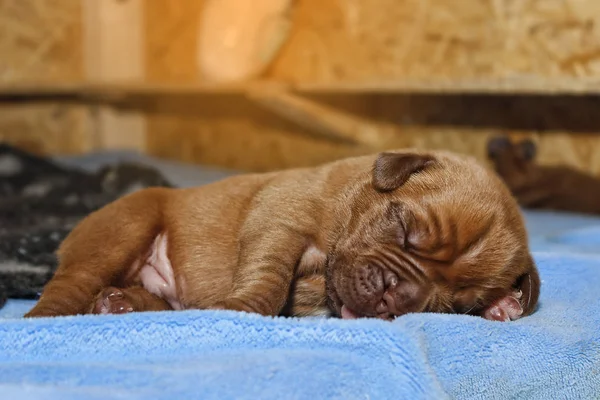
27, 158, 359, 318
26, 150, 540, 322
31, 167, 333, 317
506, 166, 600, 214
126, 167, 335, 316
488, 136, 600, 215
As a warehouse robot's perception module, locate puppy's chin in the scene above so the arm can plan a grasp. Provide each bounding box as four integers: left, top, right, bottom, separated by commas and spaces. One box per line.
327, 275, 426, 321
325, 280, 346, 318
330, 275, 538, 323
340, 305, 361, 320
326, 280, 368, 320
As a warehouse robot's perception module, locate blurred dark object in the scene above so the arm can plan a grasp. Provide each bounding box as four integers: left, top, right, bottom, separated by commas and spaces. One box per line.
0, 143, 173, 305
488, 136, 600, 215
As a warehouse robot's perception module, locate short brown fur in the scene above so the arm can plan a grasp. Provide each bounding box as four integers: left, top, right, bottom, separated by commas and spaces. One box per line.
26, 150, 540, 321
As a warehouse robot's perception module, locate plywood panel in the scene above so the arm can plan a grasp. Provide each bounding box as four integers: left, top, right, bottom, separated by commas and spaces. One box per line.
142, 0, 600, 92
144, 0, 206, 82
144, 94, 361, 171
0, 103, 94, 155
0, 0, 83, 83
270, 0, 600, 84
83, 0, 146, 151
144, 93, 600, 174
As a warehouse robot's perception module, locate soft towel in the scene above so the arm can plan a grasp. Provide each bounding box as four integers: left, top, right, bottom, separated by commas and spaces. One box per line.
1, 210, 599, 400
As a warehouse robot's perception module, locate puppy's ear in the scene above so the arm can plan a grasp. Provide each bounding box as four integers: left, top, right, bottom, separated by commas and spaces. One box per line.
518, 139, 537, 161
515, 258, 541, 316
487, 136, 512, 160
372, 152, 435, 192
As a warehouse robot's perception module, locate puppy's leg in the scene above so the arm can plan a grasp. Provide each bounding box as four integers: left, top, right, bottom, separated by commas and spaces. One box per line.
482, 267, 541, 322
281, 274, 329, 317
212, 224, 309, 316
90, 286, 172, 314
25, 188, 169, 318
482, 291, 523, 322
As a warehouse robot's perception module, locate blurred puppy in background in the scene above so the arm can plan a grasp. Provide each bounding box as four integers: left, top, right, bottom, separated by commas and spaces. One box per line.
488, 136, 600, 215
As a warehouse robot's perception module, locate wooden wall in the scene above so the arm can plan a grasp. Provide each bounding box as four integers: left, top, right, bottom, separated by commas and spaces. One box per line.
141, 0, 600, 172
0, 0, 92, 155
145, 0, 600, 86
270, 0, 600, 84
0, 0, 83, 84
3, 0, 600, 174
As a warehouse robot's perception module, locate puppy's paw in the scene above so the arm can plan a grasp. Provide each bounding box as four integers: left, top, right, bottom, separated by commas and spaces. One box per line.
92, 287, 134, 315
208, 298, 259, 314
482, 290, 524, 322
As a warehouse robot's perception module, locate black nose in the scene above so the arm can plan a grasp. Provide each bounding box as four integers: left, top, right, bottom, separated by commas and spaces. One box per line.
354, 266, 428, 318
377, 278, 428, 317
355, 264, 385, 300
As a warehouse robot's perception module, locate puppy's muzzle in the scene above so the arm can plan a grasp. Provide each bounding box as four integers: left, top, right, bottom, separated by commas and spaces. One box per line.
349, 264, 429, 319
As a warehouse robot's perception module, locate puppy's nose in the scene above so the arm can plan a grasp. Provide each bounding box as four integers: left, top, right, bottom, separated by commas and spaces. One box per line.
355, 264, 384, 299
379, 279, 428, 317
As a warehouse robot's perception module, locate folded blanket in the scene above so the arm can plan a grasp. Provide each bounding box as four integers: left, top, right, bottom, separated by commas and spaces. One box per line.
1, 211, 600, 399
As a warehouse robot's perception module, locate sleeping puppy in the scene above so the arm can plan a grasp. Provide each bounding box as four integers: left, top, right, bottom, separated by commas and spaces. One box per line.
488, 136, 600, 215
25, 150, 540, 322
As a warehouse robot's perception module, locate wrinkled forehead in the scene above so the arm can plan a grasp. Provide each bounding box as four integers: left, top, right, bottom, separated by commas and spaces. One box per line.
429, 151, 497, 183
390, 151, 528, 245
398, 151, 510, 206
348, 149, 526, 235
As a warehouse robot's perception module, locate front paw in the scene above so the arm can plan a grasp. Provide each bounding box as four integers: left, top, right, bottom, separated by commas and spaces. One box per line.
208, 298, 255, 313
482, 290, 524, 322
91, 287, 134, 315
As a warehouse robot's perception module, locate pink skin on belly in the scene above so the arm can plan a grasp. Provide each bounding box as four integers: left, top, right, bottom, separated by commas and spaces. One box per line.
133, 233, 182, 310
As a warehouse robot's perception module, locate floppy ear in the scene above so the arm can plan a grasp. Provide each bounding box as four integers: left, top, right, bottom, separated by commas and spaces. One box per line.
372, 152, 435, 192
487, 136, 512, 160
518, 139, 537, 161
515, 258, 541, 316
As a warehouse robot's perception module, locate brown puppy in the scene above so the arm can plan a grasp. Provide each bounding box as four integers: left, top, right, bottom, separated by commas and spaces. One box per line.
488, 136, 600, 215
25, 150, 540, 322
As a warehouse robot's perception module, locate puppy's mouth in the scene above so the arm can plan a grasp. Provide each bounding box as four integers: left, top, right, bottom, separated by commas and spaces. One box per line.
328, 266, 427, 321
326, 275, 373, 320
340, 304, 362, 320
328, 293, 366, 321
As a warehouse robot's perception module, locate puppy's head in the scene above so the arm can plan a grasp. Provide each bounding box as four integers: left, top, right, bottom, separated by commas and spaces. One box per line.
326, 150, 540, 321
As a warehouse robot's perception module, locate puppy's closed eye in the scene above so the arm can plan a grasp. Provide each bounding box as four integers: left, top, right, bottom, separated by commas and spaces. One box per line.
385, 203, 418, 251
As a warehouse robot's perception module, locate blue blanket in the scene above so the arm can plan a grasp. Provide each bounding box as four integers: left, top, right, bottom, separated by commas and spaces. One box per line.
1, 210, 600, 400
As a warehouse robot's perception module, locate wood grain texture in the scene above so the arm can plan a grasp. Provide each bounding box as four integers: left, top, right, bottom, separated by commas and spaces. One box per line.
270, 0, 600, 84
0, 0, 83, 83
0, 103, 93, 155
143, 94, 362, 171
3, 0, 600, 177
145, 0, 206, 83
83, 0, 146, 151
143, 93, 600, 174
